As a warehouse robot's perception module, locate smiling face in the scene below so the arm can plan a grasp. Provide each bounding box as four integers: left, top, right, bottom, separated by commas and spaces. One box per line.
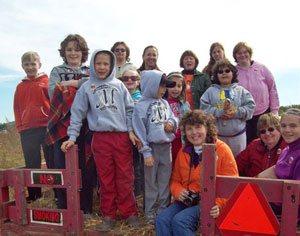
183, 56, 196, 71
212, 45, 224, 62
22, 59, 41, 78
185, 124, 207, 146
121, 70, 140, 94
280, 114, 300, 144
143, 47, 158, 70
259, 125, 281, 149
217, 66, 233, 87
167, 77, 183, 100
65, 41, 83, 67
235, 46, 251, 66
94, 52, 111, 80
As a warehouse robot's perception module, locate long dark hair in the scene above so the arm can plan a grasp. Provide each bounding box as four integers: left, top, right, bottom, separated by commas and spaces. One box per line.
202, 42, 227, 77
164, 72, 187, 102
138, 45, 160, 71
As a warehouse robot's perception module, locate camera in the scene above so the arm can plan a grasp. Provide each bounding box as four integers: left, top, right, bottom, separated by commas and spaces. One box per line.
184, 191, 200, 207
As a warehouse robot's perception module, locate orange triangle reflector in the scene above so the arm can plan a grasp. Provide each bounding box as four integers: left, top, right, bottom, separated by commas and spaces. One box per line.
216, 183, 280, 236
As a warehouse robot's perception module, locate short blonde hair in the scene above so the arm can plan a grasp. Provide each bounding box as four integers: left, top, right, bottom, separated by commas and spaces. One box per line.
21, 51, 41, 64
257, 113, 280, 136
233, 42, 253, 62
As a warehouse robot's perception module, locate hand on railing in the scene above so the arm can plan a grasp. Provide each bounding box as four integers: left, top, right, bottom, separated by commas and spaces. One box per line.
61, 140, 75, 153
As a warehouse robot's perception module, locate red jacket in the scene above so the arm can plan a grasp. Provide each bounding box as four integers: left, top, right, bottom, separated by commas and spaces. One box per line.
13, 73, 50, 132
236, 138, 287, 177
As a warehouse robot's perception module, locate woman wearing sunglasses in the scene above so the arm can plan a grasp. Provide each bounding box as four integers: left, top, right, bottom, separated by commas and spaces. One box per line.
233, 42, 280, 145
111, 41, 136, 78
200, 60, 255, 157
236, 113, 287, 177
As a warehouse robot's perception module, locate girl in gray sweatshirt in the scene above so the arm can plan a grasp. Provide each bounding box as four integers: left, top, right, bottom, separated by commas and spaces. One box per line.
200, 60, 255, 157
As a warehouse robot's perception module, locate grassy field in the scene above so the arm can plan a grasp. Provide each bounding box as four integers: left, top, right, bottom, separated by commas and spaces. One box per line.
0, 124, 158, 235
0, 124, 24, 169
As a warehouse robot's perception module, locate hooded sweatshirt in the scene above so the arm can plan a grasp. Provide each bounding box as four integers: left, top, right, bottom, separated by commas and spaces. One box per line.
48, 62, 89, 100
200, 83, 255, 136
236, 61, 279, 115
67, 49, 134, 142
133, 70, 178, 158
14, 73, 50, 132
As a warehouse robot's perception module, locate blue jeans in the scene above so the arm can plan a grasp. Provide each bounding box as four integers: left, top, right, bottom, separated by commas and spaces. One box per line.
155, 201, 200, 236
53, 138, 67, 209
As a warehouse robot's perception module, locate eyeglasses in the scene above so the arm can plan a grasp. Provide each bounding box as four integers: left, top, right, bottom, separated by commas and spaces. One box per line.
114, 48, 126, 53
218, 69, 231, 74
259, 127, 275, 135
120, 76, 139, 82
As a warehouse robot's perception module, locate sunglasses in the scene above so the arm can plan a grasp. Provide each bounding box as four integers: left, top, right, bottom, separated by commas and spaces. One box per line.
114, 48, 126, 53
121, 76, 139, 82
259, 127, 275, 135
218, 69, 231, 74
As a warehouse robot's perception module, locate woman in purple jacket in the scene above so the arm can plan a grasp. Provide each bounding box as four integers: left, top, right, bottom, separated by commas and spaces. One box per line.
233, 42, 280, 144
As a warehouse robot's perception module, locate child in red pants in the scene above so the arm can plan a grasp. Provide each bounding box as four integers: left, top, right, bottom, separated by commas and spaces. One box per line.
61, 49, 143, 231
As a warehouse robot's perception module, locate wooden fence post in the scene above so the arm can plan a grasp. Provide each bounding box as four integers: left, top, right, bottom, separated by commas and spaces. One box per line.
200, 144, 217, 236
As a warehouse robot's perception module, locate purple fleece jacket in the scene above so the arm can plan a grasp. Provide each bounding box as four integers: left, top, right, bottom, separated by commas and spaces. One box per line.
276, 137, 300, 180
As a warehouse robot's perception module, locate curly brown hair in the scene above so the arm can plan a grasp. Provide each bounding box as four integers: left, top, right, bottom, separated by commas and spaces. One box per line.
59, 34, 89, 64
180, 110, 217, 145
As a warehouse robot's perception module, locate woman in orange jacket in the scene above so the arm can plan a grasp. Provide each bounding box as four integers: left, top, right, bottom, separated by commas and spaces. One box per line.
155, 110, 238, 236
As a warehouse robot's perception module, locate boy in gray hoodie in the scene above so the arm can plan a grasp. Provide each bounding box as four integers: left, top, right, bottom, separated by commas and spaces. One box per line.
133, 70, 178, 224
61, 49, 143, 231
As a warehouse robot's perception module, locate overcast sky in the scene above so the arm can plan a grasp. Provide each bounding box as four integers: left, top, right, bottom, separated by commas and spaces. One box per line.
0, 0, 299, 123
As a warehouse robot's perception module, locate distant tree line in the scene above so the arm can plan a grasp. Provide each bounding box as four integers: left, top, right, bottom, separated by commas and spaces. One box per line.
278, 104, 300, 116
0, 121, 15, 132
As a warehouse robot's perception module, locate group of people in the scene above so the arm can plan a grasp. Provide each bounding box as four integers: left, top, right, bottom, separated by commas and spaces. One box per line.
13, 33, 300, 235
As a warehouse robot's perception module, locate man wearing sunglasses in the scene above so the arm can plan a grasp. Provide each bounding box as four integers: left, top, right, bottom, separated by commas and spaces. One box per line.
111, 41, 137, 78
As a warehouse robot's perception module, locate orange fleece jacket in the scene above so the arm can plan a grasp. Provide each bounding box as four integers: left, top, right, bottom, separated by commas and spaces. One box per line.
170, 139, 238, 209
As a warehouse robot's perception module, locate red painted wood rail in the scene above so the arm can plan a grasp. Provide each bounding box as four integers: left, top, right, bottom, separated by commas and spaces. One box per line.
0, 145, 82, 235
200, 143, 300, 236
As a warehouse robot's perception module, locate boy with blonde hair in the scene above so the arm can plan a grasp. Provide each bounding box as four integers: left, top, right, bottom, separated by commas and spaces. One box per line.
13, 51, 50, 201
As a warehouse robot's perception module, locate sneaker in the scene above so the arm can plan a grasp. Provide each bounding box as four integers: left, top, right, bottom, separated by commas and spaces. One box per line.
125, 215, 144, 228
145, 215, 155, 225
97, 217, 116, 231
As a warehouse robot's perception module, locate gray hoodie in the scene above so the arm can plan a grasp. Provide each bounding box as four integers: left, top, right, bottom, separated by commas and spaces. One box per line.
48, 62, 89, 100
200, 83, 255, 136
133, 70, 178, 158
67, 49, 134, 142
